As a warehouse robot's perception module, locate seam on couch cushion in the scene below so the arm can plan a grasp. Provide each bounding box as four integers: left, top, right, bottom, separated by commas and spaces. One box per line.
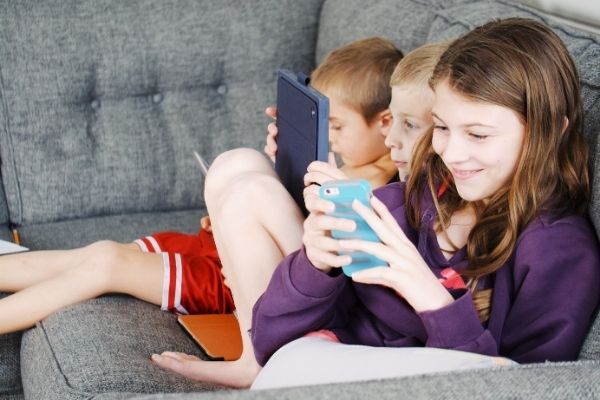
21, 323, 96, 400
0, 61, 23, 225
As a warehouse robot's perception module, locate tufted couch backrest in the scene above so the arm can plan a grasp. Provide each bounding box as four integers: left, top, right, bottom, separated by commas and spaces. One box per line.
0, 0, 325, 226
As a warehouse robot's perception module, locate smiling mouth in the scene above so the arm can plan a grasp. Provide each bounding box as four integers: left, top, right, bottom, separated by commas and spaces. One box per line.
452, 168, 483, 180
394, 161, 408, 168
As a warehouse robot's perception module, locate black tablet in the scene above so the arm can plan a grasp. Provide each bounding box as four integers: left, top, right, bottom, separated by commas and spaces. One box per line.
275, 69, 329, 216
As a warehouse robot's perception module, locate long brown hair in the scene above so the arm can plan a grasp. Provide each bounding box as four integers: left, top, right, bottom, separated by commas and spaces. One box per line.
406, 18, 590, 320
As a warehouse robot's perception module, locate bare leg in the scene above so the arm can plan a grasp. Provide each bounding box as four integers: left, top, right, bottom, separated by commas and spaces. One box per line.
0, 241, 163, 334
0, 247, 104, 292
153, 148, 304, 388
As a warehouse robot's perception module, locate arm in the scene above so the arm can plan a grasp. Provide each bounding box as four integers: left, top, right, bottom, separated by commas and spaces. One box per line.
251, 248, 350, 366
496, 217, 600, 362
344, 199, 600, 361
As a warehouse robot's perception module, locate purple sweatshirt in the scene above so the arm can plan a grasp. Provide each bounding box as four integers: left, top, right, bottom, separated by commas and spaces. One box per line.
251, 182, 600, 366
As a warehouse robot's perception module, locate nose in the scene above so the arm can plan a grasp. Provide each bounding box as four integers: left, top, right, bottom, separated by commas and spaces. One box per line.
439, 132, 467, 163
385, 124, 402, 149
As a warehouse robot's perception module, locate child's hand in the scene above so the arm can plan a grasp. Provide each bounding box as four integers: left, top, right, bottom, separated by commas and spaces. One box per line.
200, 215, 212, 233
302, 190, 353, 274
263, 106, 278, 162
341, 196, 454, 313
302, 152, 347, 201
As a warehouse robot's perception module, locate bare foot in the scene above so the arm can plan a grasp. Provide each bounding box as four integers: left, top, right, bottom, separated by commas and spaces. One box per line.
151, 350, 260, 388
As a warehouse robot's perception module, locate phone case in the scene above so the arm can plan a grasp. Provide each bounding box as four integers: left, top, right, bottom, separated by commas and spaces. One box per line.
275, 69, 329, 216
319, 179, 388, 276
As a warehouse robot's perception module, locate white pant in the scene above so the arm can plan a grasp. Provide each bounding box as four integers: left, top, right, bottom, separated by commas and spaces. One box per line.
251, 337, 516, 390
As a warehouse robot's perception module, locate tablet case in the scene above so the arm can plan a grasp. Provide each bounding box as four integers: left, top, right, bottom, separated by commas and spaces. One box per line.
177, 314, 242, 361
275, 69, 329, 215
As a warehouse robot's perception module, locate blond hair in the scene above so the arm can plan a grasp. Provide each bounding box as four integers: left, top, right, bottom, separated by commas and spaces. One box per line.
310, 37, 403, 123
390, 40, 452, 89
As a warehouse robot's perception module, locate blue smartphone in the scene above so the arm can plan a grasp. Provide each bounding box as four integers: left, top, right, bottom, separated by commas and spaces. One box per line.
319, 179, 388, 276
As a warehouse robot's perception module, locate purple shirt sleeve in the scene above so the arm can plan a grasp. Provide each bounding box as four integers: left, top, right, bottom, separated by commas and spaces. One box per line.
419, 216, 600, 362
497, 217, 600, 362
251, 249, 348, 366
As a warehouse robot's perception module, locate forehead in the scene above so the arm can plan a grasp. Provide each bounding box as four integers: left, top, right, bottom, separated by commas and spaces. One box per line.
390, 84, 434, 116
432, 80, 523, 127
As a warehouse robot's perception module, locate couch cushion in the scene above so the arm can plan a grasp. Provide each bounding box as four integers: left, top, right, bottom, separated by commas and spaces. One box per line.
0, 0, 325, 226
316, 0, 478, 62
0, 223, 22, 396
118, 361, 600, 400
0, 294, 22, 397
18, 209, 204, 250
21, 296, 226, 400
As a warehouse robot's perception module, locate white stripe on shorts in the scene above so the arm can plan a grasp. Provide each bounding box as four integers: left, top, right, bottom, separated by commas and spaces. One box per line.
133, 239, 149, 252
147, 236, 162, 253
161, 253, 170, 311
174, 254, 189, 315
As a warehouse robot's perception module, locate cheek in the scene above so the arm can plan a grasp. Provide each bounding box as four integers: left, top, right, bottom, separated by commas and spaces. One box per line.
431, 133, 445, 155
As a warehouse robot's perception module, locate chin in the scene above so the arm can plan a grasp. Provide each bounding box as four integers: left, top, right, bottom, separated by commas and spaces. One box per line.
454, 186, 485, 202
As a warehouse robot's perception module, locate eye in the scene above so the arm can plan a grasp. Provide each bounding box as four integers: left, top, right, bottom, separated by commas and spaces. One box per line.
404, 120, 418, 130
469, 132, 488, 141
433, 125, 448, 133
330, 125, 342, 131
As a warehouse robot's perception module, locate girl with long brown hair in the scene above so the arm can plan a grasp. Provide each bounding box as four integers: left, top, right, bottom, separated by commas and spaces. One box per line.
250, 17, 600, 382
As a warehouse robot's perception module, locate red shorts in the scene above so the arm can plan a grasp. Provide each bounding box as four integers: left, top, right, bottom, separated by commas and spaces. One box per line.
134, 230, 235, 315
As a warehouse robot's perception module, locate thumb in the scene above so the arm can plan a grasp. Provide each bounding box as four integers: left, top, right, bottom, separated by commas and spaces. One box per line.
328, 152, 338, 167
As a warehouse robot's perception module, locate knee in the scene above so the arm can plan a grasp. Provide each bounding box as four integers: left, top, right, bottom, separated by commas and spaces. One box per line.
78, 240, 126, 286
205, 148, 273, 204
218, 172, 281, 216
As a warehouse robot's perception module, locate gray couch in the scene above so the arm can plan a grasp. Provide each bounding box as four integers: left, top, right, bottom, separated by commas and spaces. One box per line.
1, 0, 599, 399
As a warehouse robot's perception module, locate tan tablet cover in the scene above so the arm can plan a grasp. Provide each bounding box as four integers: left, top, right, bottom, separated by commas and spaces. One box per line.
177, 314, 242, 361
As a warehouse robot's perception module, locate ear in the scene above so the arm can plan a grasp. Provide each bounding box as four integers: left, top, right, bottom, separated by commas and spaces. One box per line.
561, 116, 569, 134
376, 108, 393, 137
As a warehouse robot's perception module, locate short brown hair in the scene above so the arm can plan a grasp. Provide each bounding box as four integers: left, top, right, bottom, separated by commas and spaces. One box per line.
310, 37, 403, 123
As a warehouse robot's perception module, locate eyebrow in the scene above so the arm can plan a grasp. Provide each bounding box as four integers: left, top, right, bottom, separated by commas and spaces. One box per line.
431, 112, 497, 129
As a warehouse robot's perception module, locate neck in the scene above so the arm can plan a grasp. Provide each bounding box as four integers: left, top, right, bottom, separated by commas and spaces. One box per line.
341, 153, 397, 189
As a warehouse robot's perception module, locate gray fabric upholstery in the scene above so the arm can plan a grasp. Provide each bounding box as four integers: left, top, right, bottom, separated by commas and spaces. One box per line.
0, 0, 323, 226
19, 209, 204, 250
20, 296, 225, 400
0, 225, 20, 395
0, 295, 21, 397
122, 361, 600, 400
1, 0, 600, 398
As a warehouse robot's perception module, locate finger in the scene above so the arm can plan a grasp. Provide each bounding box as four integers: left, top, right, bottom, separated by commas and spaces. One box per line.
370, 196, 409, 240
265, 106, 277, 120
306, 161, 347, 180
303, 233, 345, 253
306, 247, 351, 268
339, 239, 398, 265
263, 145, 275, 163
267, 122, 279, 138
159, 351, 201, 361
351, 266, 398, 289
304, 190, 334, 214
303, 169, 347, 187
309, 214, 356, 233
351, 200, 405, 249
151, 354, 204, 381
328, 152, 338, 167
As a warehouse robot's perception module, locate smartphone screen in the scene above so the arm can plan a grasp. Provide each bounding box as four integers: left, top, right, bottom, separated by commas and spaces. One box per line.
319, 179, 388, 276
